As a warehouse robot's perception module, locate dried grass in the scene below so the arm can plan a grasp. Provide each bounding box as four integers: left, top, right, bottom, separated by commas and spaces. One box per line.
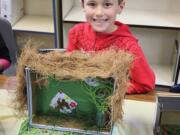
15, 41, 133, 125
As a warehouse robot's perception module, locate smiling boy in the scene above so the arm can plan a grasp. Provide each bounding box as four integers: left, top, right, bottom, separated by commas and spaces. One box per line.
67, 0, 155, 94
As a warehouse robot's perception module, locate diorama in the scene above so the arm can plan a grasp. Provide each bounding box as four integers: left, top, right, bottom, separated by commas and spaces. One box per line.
15, 45, 133, 135
26, 67, 115, 134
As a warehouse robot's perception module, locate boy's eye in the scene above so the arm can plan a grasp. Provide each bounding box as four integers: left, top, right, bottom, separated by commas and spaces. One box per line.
87, 2, 96, 7
104, 3, 113, 8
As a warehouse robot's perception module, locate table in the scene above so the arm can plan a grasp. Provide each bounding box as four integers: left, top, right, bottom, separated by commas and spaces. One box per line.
0, 75, 163, 135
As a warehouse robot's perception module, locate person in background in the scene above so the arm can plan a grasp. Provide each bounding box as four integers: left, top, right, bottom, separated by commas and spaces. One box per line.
0, 34, 11, 74
67, 0, 155, 94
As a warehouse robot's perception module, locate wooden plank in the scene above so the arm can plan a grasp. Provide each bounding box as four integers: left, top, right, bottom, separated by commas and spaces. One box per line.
0, 75, 17, 90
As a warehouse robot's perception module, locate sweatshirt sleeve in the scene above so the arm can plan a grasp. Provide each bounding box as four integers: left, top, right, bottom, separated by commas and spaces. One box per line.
126, 41, 155, 94
0, 59, 10, 69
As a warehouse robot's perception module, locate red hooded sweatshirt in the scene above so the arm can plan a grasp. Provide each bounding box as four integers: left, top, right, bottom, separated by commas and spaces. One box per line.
67, 21, 155, 94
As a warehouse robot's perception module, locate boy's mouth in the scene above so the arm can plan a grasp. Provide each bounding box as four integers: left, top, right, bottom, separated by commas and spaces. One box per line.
93, 18, 108, 22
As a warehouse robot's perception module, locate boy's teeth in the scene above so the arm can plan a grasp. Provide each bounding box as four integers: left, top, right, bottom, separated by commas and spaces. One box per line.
93, 19, 108, 21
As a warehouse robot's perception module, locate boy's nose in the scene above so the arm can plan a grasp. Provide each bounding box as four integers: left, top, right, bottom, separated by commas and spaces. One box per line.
95, 6, 104, 17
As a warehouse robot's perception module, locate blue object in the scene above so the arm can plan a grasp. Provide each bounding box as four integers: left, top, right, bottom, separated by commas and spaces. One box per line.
170, 84, 180, 93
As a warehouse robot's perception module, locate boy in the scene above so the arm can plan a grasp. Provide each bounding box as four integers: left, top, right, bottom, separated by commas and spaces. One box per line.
67, 0, 155, 94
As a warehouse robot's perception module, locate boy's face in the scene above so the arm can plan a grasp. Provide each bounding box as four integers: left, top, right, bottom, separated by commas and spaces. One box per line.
82, 0, 124, 33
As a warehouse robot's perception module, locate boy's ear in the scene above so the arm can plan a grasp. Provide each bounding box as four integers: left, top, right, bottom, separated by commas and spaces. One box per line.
118, 0, 125, 14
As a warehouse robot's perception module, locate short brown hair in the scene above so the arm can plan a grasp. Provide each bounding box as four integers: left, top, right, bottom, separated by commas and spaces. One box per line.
81, 0, 123, 5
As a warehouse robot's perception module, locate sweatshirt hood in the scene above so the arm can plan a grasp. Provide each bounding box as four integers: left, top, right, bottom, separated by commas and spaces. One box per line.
95, 21, 136, 40
113, 21, 136, 39
82, 21, 137, 51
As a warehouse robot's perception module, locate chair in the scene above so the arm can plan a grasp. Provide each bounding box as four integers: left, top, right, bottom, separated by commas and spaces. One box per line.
154, 96, 180, 135
0, 17, 18, 76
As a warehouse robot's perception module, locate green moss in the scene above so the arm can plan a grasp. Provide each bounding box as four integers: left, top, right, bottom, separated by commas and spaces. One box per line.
19, 119, 85, 135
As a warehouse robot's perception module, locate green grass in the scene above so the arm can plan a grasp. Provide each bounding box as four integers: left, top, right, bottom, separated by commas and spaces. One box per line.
18, 119, 85, 135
